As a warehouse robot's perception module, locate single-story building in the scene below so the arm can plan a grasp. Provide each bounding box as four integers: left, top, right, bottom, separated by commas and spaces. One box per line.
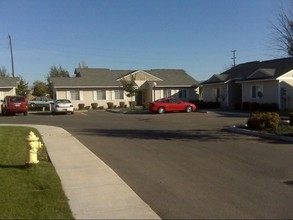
201, 57, 293, 110
0, 77, 19, 100
50, 68, 199, 109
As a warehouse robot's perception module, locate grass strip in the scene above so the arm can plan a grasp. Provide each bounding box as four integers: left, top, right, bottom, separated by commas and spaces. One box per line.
0, 126, 73, 219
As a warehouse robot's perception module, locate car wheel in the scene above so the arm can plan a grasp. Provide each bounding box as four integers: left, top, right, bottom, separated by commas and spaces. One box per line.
158, 107, 165, 114
3, 108, 8, 116
185, 106, 192, 113
30, 103, 35, 107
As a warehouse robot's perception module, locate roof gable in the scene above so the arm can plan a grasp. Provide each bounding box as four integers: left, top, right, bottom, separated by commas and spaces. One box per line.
247, 68, 275, 79
116, 70, 163, 82
0, 77, 19, 88
202, 57, 293, 84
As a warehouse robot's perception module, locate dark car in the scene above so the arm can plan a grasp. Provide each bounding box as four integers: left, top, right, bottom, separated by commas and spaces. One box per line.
149, 98, 197, 114
28, 96, 52, 107
1, 96, 28, 116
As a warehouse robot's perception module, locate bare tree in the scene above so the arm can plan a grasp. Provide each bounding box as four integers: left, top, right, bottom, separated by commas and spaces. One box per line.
271, 3, 293, 56
0, 67, 9, 77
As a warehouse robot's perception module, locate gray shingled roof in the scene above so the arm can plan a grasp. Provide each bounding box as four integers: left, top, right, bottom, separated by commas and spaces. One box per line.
51, 68, 198, 87
0, 77, 19, 87
202, 57, 293, 85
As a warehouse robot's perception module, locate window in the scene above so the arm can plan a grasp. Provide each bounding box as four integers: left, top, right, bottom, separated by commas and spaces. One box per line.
115, 90, 124, 99
251, 85, 263, 98
70, 90, 80, 100
96, 90, 106, 100
163, 89, 172, 98
215, 88, 220, 98
179, 89, 187, 99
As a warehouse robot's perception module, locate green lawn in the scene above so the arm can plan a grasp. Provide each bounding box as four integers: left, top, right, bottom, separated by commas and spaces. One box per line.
0, 126, 73, 219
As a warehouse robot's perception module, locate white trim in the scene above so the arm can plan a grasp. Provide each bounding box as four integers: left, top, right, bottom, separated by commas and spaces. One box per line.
0, 86, 15, 89
54, 85, 122, 89
66, 91, 70, 99
250, 84, 263, 99
276, 69, 293, 80
93, 91, 97, 100
236, 78, 277, 84
153, 85, 197, 88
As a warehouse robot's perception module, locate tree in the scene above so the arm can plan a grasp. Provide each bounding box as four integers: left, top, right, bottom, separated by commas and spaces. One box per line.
47, 65, 70, 98
271, 3, 293, 56
0, 67, 9, 77
32, 81, 48, 97
120, 75, 138, 109
46, 65, 70, 83
16, 77, 29, 97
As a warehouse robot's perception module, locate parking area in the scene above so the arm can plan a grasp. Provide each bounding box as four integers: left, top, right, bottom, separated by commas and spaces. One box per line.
1, 111, 293, 219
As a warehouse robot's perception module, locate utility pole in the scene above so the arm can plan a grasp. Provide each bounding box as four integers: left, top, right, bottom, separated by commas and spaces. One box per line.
231, 50, 236, 67
8, 34, 15, 77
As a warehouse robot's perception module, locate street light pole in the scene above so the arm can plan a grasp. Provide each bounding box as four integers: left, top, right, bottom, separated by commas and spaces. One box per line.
8, 34, 15, 77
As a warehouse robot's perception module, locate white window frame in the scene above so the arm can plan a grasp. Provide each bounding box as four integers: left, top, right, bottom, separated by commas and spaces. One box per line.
114, 90, 124, 100
69, 90, 80, 100
214, 88, 220, 99
251, 85, 263, 99
96, 90, 106, 100
163, 89, 172, 98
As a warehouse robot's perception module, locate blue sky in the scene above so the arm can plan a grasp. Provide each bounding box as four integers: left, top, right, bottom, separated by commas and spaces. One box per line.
0, 0, 291, 84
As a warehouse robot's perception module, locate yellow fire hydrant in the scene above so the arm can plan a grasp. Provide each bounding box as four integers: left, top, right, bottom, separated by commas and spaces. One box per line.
26, 131, 43, 164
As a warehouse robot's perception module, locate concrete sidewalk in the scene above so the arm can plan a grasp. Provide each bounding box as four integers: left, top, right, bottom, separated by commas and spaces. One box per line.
2, 124, 160, 219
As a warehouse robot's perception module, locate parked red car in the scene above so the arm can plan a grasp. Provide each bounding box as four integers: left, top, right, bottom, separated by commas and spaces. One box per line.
149, 98, 197, 114
1, 96, 28, 116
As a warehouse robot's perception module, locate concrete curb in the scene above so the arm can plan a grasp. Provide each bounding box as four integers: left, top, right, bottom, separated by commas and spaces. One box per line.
227, 125, 293, 143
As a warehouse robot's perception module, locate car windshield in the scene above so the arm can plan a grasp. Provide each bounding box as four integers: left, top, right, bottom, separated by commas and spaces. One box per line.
156, 98, 182, 103
56, 100, 70, 104
10, 97, 25, 102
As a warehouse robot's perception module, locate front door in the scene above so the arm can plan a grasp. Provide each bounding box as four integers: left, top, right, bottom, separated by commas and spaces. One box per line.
135, 91, 143, 106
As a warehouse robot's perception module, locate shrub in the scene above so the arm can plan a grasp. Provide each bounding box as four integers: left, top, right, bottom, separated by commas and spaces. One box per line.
91, 103, 98, 109
260, 103, 279, 111
107, 102, 114, 109
250, 102, 260, 111
119, 102, 125, 108
247, 112, 280, 130
234, 103, 241, 110
129, 101, 136, 109
78, 103, 85, 110
242, 102, 250, 110
193, 100, 220, 109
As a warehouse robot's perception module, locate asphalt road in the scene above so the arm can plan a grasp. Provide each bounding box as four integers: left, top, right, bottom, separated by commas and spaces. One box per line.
1, 110, 293, 219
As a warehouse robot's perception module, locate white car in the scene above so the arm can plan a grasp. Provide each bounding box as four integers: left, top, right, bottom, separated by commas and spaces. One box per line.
51, 99, 74, 114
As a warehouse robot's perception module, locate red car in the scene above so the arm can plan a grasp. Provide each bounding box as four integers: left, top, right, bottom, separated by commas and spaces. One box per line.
1, 96, 28, 116
149, 98, 197, 114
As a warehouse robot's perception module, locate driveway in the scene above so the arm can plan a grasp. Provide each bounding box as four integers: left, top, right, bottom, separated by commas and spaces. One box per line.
1, 111, 293, 219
